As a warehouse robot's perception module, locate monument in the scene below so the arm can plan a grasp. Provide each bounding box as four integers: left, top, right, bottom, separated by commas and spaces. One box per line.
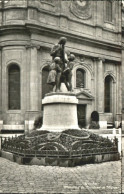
40, 37, 80, 132
1, 37, 119, 167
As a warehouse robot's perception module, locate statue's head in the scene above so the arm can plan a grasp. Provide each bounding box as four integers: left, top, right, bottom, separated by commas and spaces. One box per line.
54, 57, 61, 63
68, 54, 75, 61
58, 37, 67, 45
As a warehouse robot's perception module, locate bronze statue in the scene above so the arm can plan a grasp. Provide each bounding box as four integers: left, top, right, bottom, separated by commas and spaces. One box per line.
50, 37, 69, 71
47, 37, 75, 92
64, 54, 75, 91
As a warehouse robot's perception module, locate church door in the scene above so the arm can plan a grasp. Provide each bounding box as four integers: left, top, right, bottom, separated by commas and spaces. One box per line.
77, 105, 86, 128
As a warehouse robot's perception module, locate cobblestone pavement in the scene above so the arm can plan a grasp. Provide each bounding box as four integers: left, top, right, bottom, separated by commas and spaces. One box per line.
0, 157, 121, 194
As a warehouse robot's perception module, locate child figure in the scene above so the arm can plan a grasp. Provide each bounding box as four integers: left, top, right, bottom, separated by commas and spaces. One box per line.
47, 61, 57, 86
47, 57, 62, 92
63, 54, 75, 91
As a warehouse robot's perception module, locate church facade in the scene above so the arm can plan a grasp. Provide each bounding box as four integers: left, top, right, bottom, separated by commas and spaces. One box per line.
0, 0, 122, 133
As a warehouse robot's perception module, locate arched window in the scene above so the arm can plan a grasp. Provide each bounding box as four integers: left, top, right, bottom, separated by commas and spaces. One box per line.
104, 75, 113, 113
8, 64, 20, 110
106, 0, 112, 22
76, 69, 85, 88
42, 65, 53, 99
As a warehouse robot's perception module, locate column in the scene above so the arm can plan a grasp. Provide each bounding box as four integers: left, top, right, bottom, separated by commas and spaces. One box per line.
0, 48, 3, 131
97, 58, 106, 128
97, 58, 104, 113
0, 48, 2, 116
30, 46, 39, 111
115, 64, 121, 127
93, 58, 98, 110
122, 48, 124, 133
25, 45, 39, 132
113, 80, 116, 120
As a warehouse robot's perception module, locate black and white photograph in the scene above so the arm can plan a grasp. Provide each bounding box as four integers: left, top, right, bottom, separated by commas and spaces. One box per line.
0, 0, 123, 193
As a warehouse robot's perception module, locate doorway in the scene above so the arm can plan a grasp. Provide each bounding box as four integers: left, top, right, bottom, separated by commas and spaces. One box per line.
77, 104, 86, 128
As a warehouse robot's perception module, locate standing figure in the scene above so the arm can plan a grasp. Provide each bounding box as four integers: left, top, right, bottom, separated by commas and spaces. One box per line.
65, 54, 75, 91
47, 61, 57, 87
47, 57, 62, 92
50, 37, 68, 73
48, 37, 74, 92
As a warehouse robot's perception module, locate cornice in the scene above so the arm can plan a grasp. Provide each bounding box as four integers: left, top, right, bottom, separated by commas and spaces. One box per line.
0, 43, 121, 64
97, 57, 105, 62
24, 23, 121, 52
0, 25, 30, 35
0, 24, 121, 63
92, 56, 121, 64
25, 43, 41, 50
92, 57, 105, 63
0, 4, 121, 35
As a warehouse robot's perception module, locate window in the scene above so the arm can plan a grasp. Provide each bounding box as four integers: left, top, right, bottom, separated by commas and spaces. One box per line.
106, 0, 112, 22
76, 69, 85, 88
8, 64, 20, 110
104, 75, 113, 113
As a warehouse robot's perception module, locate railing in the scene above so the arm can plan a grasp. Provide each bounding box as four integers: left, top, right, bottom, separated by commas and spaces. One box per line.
0, 136, 118, 159
86, 128, 121, 155
1, 147, 118, 158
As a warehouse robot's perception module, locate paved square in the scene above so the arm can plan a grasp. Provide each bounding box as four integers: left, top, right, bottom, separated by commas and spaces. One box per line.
0, 157, 121, 193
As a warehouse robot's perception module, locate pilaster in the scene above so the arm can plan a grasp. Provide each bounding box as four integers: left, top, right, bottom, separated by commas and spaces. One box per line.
122, 48, 124, 132
30, 46, 38, 111
24, 43, 41, 130
25, 44, 41, 112
93, 58, 98, 110
0, 47, 2, 124
116, 64, 121, 120
0, 47, 2, 118
97, 58, 105, 113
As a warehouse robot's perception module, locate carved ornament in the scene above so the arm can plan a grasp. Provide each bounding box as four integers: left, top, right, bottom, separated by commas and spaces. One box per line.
70, 0, 92, 20
74, 56, 93, 70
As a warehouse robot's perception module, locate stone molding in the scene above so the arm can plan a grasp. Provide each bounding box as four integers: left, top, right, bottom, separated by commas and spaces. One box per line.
40, 60, 52, 71
74, 63, 93, 78
40, 0, 55, 7
0, 21, 121, 55
42, 93, 78, 105
25, 43, 41, 50
103, 71, 116, 83
92, 57, 120, 64
74, 56, 93, 71
94, 57, 105, 63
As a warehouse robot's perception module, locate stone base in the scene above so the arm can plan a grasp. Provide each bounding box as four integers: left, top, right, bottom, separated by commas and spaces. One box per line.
1, 150, 120, 167
39, 92, 80, 132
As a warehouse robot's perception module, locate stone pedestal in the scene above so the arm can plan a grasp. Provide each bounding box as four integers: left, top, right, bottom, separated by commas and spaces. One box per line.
40, 92, 80, 132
